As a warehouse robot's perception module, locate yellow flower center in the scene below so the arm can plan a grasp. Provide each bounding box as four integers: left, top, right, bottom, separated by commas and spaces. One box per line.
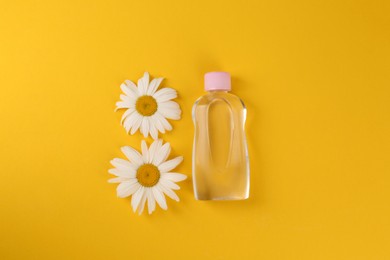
136, 164, 160, 187
136, 95, 158, 116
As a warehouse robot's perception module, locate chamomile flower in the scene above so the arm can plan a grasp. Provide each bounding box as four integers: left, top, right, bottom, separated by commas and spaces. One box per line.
108, 139, 186, 214
115, 72, 181, 139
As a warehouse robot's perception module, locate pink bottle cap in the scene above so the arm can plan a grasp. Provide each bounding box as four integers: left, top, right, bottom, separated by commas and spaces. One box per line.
204, 72, 231, 91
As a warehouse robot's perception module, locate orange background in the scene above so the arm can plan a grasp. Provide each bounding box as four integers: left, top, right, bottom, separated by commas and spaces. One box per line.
1, 0, 389, 259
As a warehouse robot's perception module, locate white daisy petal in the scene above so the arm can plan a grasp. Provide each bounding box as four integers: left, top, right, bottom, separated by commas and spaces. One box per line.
115, 101, 133, 111
117, 181, 140, 198
123, 117, 132, 133
153, 88, 177, 102
108, 176, 130, 183
147, 188, 156, 214
124, 111, 141, 133
121, 108, 136, 125
151, 114, 165, 134
147, 77, 164, 95
110, 158, 134, 171
121, 146, 143, 166
147, 117, 155, 137
138, 191, 148, 215
160, 178, 181, 190
120, 94, 136, 106
159, 107, 181, 120
141, 140, 149, 163
131, 186, 145, 212
153, 142, 171, 166
158, 101, 181, 120
155, 112, 172, 131
137, 72, 149, 95
152, 187, 168, 210
108, 168, 136, 178
160, 184, 180, 201
149, 121, 158, 140
141, 117, 150, 138
158, 100, 180, 110
161, 173, 187, 182
130, 113, 143, 135
125, 79, 138, 92
158, 156, 183, 173
121, 81, 138, 97
148, 139, 162, 163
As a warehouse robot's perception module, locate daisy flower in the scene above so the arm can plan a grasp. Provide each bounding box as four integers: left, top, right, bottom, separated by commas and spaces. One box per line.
108, 139, 186, 214
115, 72, 181, 139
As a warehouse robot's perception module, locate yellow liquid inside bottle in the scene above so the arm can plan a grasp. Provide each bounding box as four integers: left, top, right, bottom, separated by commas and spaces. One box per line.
192, 91, 250, 200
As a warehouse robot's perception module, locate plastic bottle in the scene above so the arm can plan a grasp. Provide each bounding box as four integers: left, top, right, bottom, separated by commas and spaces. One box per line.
192, 72, 250, 200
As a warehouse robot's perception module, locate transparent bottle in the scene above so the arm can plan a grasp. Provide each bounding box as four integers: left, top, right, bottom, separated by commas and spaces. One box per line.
192, 72, 250, 200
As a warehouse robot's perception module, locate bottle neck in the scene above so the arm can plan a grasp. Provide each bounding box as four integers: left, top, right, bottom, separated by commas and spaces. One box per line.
208, 90, 229, 93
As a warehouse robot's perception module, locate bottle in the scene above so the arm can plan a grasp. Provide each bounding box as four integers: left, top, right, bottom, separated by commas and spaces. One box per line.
192, 72, 250, 200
